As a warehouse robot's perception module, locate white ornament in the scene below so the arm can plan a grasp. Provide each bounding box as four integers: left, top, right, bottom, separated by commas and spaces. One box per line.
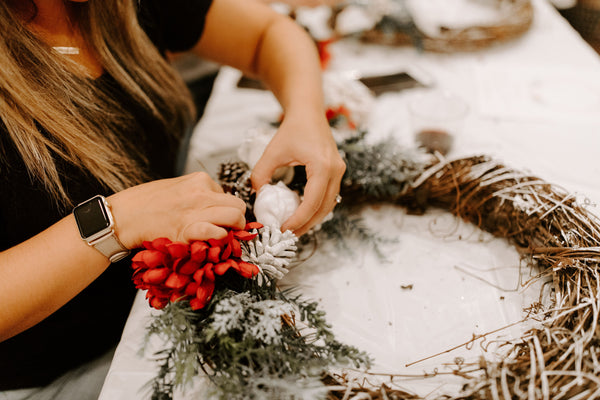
253, 182, 300, 230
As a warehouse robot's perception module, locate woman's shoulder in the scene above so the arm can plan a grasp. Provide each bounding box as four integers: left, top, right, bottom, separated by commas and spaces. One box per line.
137, 0, 214, 53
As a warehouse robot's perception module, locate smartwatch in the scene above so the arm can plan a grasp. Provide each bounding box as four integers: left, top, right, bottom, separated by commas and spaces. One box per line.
73, 195, 131, 263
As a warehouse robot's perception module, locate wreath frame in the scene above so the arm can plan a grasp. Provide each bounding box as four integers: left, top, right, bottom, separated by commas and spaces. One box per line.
328, 0, 534, 53
335, 148, 600, 399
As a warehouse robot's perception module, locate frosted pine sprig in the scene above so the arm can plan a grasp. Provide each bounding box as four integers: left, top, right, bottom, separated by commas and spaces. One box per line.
241, 225, 298, 281
209, 292, 294, 345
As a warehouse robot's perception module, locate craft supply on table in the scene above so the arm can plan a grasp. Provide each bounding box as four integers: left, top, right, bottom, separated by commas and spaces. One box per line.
408, 89, 468, 155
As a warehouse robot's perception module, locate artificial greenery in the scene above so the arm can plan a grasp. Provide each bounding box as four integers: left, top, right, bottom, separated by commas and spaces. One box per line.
145, 277, 370, 400
301, 135, 427, 259
338, 135, 428, 203
308, 209, 395, 261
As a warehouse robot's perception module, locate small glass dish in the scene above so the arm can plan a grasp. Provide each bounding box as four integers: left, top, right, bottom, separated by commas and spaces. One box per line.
408, 90, 469, 155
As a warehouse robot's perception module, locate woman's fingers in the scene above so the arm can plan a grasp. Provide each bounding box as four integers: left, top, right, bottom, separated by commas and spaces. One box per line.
251, 156, 280, 194
182, 206, 247, 241
280, 172, 327, 233
282, 165, 343, 235
251, 118, 346, 235
111, 172, 248, 247
204, 192, 247, 213
183, 222, 229, 242
287, 177, 340, 236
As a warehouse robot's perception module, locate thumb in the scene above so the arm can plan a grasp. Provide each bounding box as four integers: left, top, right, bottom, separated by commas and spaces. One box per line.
250, 156, 278, 192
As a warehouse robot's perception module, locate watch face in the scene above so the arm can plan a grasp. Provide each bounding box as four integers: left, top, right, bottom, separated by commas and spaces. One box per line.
74, 196, 111, 239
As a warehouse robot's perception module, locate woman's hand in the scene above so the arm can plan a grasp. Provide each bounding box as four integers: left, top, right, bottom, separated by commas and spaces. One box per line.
193, 0, 347, 235
251, 111, 346, 236
109, 172, 247, 249
0, 172, 244, 341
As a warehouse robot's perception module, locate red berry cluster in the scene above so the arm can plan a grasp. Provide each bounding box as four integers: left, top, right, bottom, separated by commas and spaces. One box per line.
131, 222, 263, 310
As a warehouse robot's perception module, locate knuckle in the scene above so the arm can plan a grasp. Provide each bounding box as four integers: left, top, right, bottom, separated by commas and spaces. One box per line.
321, 156, 346, 175
236, 205, 247, 218
236, 213, 247, 228
189, 171, 212, 185
322, 157, 334, 170
223, 193, 247, 213
194, 223, 212, 238
233, 196, 246, 210
192, 189, 211, 204
234, 196, 247, 210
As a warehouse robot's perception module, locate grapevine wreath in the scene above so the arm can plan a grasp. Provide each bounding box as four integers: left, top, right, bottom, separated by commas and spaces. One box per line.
130, 80, 600, 399
327, 0, 533, 53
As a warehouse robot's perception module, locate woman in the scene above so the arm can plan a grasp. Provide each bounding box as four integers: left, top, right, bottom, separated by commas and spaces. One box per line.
0, 0, 345, 398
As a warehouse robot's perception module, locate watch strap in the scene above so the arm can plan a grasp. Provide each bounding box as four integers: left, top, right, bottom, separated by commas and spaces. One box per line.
89, 232, 130, 263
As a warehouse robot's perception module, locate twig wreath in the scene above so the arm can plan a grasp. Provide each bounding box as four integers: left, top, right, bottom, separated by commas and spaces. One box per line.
327, 0, 534, 53
370, 153, 600, 399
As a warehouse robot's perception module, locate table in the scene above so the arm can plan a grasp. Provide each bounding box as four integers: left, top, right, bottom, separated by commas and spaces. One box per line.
100, 0, 600, 398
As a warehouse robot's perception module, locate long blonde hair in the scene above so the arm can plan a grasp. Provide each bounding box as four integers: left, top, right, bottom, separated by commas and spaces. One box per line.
0, 0, 195, 207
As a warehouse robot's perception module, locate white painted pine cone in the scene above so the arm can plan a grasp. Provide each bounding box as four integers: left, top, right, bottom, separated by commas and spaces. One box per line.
242, 225, 298, 280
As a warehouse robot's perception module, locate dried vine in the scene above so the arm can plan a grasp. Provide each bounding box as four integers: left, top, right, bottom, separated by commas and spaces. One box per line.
349, 155, 600, 399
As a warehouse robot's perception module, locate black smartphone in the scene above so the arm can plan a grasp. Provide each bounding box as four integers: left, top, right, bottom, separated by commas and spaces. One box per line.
358, 71, 425, 96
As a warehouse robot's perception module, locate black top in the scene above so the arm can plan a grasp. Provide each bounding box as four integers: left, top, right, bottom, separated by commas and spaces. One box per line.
0, 0, 212, 390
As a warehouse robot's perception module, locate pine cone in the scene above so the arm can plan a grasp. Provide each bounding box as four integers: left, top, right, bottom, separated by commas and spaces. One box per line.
218, 161, 249, 186
233, 172, 253, 204
218, 161, 253, 203
241, 226, 298, 281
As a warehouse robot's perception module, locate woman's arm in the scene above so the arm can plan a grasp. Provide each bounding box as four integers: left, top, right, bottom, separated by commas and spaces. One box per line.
0, 172, 246, 342
0, 214, 108, 342
193, 0, 346, 235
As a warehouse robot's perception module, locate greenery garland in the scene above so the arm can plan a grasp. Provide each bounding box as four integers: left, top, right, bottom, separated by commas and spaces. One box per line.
146, 282, 371, 400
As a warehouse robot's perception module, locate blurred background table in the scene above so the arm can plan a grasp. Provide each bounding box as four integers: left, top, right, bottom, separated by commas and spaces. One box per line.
100, 0, 600, 398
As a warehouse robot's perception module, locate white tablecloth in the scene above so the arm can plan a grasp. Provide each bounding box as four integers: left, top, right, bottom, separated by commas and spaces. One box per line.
100, 1, 600, 398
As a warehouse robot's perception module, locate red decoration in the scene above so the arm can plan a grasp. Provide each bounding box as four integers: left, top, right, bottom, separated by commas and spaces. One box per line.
326, 105, 356, 130
317, 38, 336, 70
131, 223, 263, 311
